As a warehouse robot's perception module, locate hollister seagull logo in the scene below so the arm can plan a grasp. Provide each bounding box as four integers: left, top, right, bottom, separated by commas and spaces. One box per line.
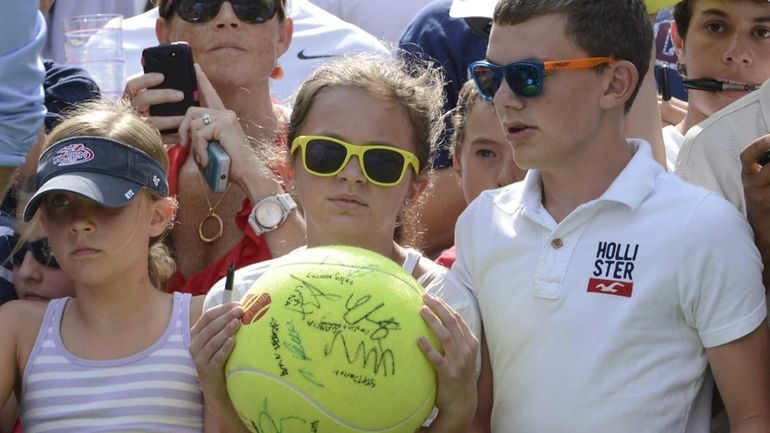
587, 241, 639, 298
596, 281, 625, 293
52, 144, 94, 166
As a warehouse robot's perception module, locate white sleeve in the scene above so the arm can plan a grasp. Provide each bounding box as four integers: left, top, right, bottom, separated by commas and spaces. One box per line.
450, 199, 480, 300
678, 193, 767, 348
0, 7, 46, 166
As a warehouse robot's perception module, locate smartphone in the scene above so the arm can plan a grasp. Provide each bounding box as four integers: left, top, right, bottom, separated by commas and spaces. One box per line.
757, 149, 770, 166
141, 42, 199, 118
202, 141, 231, 193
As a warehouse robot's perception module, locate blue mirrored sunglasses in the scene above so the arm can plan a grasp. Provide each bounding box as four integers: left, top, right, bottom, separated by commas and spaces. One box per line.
468, 57, 616, 101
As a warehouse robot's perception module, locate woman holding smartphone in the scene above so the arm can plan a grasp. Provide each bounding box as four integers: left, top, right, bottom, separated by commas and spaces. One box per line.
124, 0, 305, 296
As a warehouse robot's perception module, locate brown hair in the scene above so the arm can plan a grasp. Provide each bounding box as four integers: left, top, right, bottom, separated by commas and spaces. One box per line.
451, 80, 483, 156
287, 53, 446, 248
40, 99, 176, 289
493, 0, 652, 111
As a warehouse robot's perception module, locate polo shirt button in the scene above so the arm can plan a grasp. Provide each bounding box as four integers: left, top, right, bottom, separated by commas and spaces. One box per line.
551, 238, 563, 249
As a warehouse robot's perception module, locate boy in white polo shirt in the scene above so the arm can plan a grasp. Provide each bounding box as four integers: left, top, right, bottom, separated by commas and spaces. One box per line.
455, 0, 770, 432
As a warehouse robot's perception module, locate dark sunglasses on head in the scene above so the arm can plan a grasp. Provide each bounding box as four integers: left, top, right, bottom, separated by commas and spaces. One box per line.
468, 57, 616, 101
10, 235, 59, 269
290, 136, 421, 187
161, 0, 282, 24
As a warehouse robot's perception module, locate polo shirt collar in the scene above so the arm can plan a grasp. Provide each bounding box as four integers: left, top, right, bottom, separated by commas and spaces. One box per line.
760, 78, 770, 125
509, 139, 661, 217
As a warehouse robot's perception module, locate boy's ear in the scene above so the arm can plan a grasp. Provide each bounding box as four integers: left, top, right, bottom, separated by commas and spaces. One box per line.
149, 197, 175, 237
599, 60, 638, 110
451, 151, 464, 188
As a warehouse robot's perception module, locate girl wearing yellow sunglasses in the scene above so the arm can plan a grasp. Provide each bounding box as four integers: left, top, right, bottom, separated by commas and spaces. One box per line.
193, 53, 481, 432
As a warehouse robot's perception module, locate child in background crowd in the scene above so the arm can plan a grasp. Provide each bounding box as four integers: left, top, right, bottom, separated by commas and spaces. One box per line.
665, 0, 770, 170
436, 80, 526, 268
0, 178, 76, 433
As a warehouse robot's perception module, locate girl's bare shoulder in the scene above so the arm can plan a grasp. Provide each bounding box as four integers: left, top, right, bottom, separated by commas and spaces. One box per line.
0, 300, 48, 334
0, 300, 49, 362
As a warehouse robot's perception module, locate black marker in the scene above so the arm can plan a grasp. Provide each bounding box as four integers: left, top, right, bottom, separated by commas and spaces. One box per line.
683, 78, 760, 92
224, 261, 235, 303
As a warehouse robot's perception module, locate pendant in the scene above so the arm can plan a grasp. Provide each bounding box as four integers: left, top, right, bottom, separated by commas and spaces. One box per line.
198, 211, 224, 243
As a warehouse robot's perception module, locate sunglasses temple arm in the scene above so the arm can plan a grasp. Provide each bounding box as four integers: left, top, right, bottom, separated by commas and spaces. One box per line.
543, 57, 615, 71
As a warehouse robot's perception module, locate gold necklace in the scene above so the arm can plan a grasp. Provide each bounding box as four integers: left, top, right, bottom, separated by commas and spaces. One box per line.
197, 175, 232, 243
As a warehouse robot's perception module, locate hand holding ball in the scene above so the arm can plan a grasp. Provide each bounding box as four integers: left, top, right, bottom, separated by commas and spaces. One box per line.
225, 246, 441, 433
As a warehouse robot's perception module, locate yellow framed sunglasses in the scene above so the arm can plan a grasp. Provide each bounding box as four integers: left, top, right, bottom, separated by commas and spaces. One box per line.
290, 135, 420, 187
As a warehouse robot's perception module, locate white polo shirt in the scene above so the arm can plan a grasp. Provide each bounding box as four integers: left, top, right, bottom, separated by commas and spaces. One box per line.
675, 79, 770, 215
453, 139, 766, 433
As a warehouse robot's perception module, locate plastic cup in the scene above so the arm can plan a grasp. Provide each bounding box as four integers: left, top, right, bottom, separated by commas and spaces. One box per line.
64, 14, 125, 99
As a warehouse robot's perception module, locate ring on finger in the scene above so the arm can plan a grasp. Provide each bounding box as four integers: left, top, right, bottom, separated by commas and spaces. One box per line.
202, 113, 212, 125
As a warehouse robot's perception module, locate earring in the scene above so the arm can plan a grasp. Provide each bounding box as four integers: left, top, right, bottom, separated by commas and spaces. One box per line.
403, 198, 410, 206
271, 63, 284, 80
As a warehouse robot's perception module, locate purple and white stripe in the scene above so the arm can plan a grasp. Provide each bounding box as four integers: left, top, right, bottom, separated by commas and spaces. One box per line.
20, 293, 203, 433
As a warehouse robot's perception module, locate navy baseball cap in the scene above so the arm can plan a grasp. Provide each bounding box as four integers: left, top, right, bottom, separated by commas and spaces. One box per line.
23, 136, 169, 221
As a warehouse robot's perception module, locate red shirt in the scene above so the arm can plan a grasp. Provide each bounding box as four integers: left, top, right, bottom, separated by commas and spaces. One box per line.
435, 245, 456, 268
163, 136, 281, 295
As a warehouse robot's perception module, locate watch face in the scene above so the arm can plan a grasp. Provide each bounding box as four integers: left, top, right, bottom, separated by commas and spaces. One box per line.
256, 200, 283, 228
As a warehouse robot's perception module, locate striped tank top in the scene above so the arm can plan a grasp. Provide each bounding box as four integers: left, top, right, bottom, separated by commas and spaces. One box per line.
19, 292, 203, 433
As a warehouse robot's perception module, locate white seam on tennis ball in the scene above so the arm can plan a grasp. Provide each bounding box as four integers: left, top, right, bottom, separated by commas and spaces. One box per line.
279, 262, 425, 296
227, 367, 435, 431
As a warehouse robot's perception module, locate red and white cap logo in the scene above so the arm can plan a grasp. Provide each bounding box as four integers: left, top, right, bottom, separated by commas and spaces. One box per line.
52, 143, 94, 167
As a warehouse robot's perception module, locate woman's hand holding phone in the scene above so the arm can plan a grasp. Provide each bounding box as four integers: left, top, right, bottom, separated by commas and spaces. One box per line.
123, 71, 187, 144
177, 65, 275, 191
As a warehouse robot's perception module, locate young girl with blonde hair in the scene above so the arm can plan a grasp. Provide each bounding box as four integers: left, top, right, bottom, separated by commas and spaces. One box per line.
0, 100, 210, 432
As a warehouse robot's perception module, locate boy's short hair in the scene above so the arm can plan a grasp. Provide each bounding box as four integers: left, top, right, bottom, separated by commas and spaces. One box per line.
672, 0, 696, 38
673, 0, 770, 39
493, 0, 652, 110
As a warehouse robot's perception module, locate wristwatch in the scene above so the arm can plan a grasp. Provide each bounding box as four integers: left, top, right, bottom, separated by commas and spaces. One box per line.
248, 193, 297, 235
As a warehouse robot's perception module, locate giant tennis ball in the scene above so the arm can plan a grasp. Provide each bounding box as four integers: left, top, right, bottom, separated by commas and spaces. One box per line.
225, 245, 441, 433
645, 0, 679, 13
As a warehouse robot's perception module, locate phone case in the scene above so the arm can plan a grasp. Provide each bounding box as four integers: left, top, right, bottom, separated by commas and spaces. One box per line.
141, 42, 199, 117
202, 141, 231, 193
